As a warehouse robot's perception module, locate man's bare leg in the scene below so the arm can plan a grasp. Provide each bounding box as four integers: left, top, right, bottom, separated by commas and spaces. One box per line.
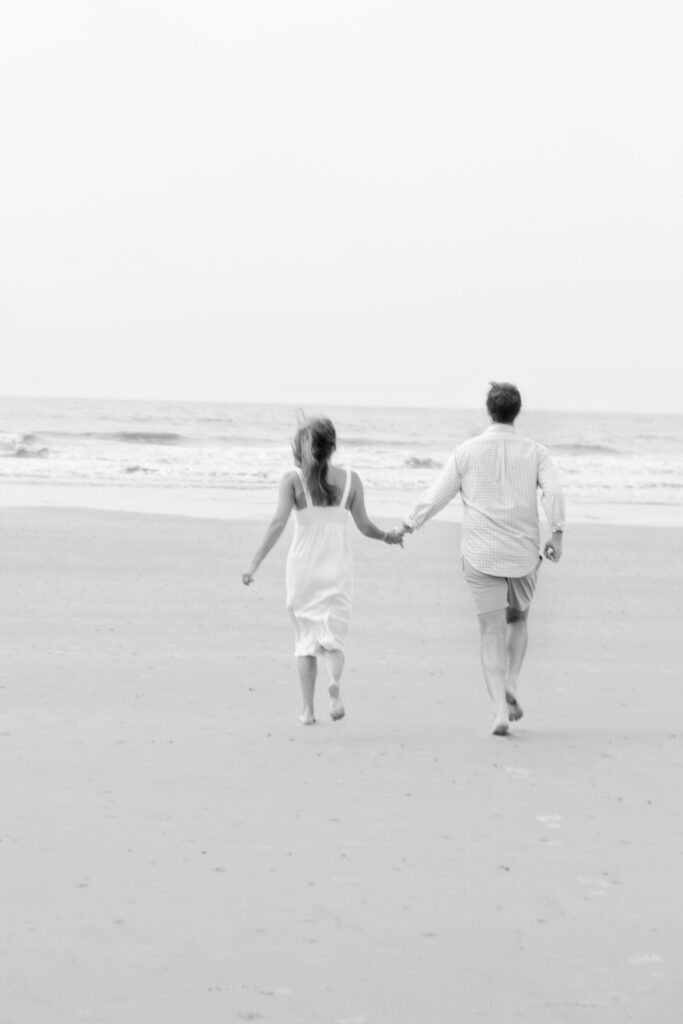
297, 655, 317, 724
478, 610, 509, 735
505, 607, 529, 720
321, 649, 346, 721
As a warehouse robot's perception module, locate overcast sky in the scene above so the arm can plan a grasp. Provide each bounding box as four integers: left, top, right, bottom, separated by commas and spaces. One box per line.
2, 1, 681, 412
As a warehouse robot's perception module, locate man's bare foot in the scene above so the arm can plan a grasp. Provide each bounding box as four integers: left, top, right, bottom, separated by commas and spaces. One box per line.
298, 709, 315, 725
328, 684, 345, 722
506, 692, 524, 722
491, 710, 510, 736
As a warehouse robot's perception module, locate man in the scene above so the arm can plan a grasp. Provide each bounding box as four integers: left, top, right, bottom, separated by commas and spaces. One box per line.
402, 382, 565, 736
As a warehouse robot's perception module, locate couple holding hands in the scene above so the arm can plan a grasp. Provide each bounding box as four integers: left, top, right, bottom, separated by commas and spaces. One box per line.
243, 382, 565, 736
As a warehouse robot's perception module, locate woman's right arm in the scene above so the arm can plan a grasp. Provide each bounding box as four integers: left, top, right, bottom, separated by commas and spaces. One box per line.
349, 472, 403, 546
242, 473, 296, 584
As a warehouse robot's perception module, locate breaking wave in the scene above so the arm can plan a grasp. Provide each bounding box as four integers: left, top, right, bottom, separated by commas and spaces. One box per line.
404, 456, 443, 469
550, 443, 623, 455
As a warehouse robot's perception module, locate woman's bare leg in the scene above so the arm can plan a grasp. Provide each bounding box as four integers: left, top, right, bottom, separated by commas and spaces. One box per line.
321, 649, 346, 721
297, 655, 317, 724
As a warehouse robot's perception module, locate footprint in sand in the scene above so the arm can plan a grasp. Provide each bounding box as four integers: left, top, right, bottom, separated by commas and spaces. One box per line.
628, 952, 663, 965
577, 876, 610, 898
506, 766, 530, 779
536, 814, 562, 829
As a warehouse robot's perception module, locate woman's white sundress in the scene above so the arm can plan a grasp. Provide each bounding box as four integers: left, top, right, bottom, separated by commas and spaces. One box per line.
286, 468, 354, 657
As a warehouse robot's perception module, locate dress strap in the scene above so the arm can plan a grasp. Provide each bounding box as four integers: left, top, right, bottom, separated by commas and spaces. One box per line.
340, 468, 353, 508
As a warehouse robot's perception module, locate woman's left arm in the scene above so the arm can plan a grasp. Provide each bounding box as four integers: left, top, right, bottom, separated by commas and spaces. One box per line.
242, 474, 296, 585
349, 472, 403, 545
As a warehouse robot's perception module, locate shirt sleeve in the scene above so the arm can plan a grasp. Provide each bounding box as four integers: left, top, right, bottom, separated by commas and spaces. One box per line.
537, 446, 566, 532
405, 451, 462, 530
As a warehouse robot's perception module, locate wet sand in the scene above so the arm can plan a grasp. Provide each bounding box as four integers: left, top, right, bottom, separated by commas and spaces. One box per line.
1, 508, 681, 1022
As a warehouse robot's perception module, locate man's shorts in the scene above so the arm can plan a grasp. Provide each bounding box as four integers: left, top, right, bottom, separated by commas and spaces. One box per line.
462, 556, 541, 616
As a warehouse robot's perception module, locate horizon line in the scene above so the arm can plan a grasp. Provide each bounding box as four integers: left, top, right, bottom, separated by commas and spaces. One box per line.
0, 393, 679, 417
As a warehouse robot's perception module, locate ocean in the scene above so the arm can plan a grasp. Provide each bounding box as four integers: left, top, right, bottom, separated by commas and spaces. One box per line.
1, 397, 682, 525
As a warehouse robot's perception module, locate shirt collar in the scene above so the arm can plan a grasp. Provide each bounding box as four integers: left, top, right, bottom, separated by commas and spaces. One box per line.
485, 423, 516, 433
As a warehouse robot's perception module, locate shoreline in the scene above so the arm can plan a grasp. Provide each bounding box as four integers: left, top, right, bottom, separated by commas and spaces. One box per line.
0, 481, 681, 527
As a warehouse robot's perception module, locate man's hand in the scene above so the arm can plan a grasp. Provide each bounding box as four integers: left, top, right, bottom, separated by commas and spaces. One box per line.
543, 532, 563, 562
383, 528, 405, 546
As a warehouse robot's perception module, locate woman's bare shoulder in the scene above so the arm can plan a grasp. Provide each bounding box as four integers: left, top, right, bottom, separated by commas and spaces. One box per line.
280, 469, 300, 490
333, 468, 360, 483
345, 469, 364, 505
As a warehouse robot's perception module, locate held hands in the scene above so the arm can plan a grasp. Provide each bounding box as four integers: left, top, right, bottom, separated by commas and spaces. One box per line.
384, 523, 414, 546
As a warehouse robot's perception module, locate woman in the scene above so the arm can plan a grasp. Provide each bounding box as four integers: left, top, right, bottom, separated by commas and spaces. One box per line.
242, 417, 404, 724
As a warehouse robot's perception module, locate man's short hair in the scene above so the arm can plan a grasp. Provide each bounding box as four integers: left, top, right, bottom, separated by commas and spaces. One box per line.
486, 382, 522, 424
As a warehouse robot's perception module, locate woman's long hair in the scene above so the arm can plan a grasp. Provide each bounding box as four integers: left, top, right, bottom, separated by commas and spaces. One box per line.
292, 417, 339, 506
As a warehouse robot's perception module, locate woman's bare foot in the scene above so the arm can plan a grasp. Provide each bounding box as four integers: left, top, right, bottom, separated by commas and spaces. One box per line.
491, 708, 510, 736
298, 709, 316, 725
506, 691, 524, 722
328, 684, 345, 721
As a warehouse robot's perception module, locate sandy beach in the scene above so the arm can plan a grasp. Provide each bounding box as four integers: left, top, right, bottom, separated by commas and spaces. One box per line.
1, 507, 682, 1023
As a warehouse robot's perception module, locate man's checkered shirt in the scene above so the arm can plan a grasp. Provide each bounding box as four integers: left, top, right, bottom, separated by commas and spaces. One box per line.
406, 424, 566, 578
